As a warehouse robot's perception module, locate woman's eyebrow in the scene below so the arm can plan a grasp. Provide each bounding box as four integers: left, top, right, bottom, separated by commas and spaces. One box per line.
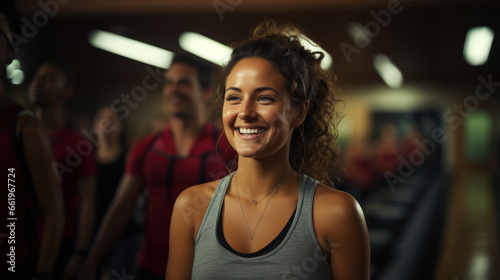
256, 87, 280, 96
225, 87, 241, 93
225, 86, 281, 95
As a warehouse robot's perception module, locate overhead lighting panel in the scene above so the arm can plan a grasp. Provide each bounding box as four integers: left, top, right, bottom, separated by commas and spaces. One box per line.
373, 54, 403, 89
464, 26, 495, 66
296, 34, 333, 70
179, 32, 232, 66
88, 29, 173, 68
179, 30, 333, 69
7, 59, 24, 85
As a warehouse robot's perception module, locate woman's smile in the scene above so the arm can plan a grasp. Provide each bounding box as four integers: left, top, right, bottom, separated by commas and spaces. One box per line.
236, 127, 270, 138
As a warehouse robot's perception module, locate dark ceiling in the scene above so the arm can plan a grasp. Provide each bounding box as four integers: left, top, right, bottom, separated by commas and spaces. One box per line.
12, 0, 500, 111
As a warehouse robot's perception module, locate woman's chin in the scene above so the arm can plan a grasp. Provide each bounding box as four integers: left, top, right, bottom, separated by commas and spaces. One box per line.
235, 147, 263, 159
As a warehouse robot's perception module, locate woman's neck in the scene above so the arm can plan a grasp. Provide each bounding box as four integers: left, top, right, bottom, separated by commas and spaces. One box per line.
235, 153, 294, 197
96, 137, 123, 163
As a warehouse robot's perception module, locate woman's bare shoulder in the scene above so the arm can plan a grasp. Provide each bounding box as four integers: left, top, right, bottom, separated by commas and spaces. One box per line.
174, 179, 222, 225
313, 184, 370, 279
313, 183, 366, 233
314, 183, 359, 207
176, 180, 221, 206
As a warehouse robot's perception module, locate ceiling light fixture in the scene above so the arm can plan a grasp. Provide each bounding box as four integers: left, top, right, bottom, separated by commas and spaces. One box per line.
373, 54, 403, 89
179, 32, 232, 66
7, 59, 24, 85
464, 26, 495, 66
88, 29, 173, 68
288, 30, 333, 70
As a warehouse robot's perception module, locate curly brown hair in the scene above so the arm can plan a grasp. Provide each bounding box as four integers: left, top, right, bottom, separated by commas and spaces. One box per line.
215, 20, 344, 187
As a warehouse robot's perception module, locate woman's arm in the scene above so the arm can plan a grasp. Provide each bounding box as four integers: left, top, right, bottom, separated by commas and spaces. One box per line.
166, 184, 213, 280
314, 185, 370, 280
20, 115, 65, 274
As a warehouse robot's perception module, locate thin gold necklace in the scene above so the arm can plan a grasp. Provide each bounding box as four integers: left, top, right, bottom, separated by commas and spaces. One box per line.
235, 170, 293, 240
235, 169, 292, 206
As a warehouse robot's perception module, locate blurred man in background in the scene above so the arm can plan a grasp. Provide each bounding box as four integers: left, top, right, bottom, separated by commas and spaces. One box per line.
29, 59, 97, 279
81, 53, 236, 280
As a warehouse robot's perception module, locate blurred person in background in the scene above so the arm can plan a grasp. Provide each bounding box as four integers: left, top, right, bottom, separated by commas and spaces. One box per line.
0, 1, 64, 279
373, 123, 401, 183
80, 53, 236, 280
342, 136, 376, 201
92, 106, 143, 277
29, 59, 97, 279
401, 124, 424, 161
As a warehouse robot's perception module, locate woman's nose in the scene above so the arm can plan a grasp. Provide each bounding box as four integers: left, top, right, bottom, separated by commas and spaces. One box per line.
238, 100, 257, 120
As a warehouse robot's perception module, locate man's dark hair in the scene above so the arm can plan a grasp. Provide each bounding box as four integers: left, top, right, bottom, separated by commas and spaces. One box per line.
171, 53, 214, 90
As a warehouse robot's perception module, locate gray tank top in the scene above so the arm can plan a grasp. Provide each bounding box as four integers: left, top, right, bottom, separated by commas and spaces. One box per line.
191, 173, 333, 280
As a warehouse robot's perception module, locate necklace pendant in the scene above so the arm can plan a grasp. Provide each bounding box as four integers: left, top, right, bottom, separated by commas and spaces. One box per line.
253, 200, 257, 206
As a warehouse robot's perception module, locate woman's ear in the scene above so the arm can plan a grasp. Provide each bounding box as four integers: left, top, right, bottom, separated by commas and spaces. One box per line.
293, 101, 309, 127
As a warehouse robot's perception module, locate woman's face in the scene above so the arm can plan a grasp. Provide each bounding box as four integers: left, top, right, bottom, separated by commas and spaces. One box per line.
94, 107, 123, 140
222, 57, 296, 160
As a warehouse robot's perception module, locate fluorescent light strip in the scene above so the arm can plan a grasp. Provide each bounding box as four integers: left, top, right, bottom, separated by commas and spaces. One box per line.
179, 31, 333, 70
179, 32, 232, 66
464, 26, 495, 66
288, 29, 333, 70
297, 35, 333, 70
373, 54, 403, 89
88, 30, 173, 68
348, 22, 371, 48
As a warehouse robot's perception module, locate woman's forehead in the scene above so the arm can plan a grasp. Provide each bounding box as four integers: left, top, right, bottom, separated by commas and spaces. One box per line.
226, 57, 286, 88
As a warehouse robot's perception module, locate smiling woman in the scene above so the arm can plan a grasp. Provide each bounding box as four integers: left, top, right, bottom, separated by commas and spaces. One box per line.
166, 19, 370, 280
216, 20, 344, 186
222, 57, 293, 160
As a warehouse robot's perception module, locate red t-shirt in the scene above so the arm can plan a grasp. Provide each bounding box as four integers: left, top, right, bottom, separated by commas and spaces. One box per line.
0, 104, 38, 268
48, 127, 97, 238
126, 123, 236, 275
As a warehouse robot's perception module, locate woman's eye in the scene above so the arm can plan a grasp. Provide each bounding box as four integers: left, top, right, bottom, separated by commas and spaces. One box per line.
258, 96, 275, 102
225, 95, 240, 101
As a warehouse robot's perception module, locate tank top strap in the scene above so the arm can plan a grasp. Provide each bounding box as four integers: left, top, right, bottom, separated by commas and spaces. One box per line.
294, 173, 320, 234
195, 172, 234, 244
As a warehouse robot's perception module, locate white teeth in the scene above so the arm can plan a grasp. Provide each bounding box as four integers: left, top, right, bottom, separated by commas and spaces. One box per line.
239, 128, 265, 134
